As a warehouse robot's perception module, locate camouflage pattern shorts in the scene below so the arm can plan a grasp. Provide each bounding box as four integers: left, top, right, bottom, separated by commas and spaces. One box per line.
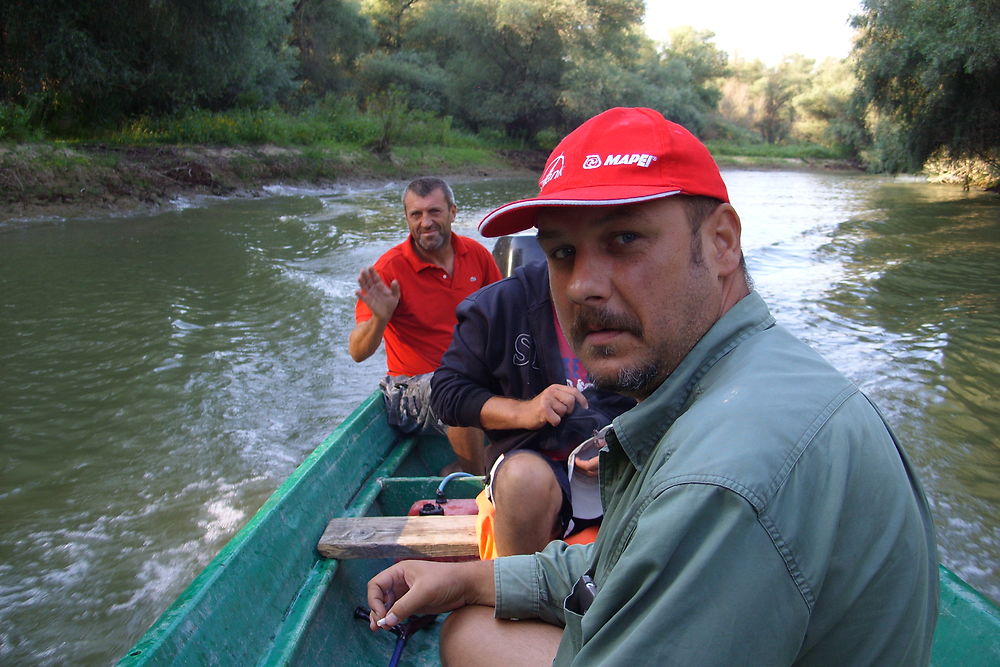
379, 373, 448, 436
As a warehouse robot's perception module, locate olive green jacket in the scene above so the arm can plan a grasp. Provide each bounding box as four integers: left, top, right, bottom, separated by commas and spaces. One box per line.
494, 291, 938, 665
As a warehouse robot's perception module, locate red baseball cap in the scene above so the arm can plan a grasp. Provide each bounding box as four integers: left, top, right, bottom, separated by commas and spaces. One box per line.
478, 107, 729, 237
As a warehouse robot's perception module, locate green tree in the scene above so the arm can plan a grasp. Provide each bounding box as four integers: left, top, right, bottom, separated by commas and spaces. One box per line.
354, 49, 449, 115
558, 21, 655, 128
0, 0, 296, 131
852, 0, 1000, 169
561, 24, 727, 135
291, 0, 375, 102
559, 54, 652, 129
718, 55, 833, 145
354, 0, 721, 142
402, 0, 575, 138
755, 56, 813, 144
717, 58, 767, 140
661, 27, 728, 109
641, 27, 728, 133
361, 0, 422, 49
790, 58, 866, 156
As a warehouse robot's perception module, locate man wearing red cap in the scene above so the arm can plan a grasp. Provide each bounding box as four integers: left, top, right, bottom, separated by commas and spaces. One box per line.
366, 109, 939, 665
349, 177, 502, 474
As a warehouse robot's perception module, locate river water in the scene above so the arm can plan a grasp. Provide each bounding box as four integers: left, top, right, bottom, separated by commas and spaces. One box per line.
1, 171, 997, 665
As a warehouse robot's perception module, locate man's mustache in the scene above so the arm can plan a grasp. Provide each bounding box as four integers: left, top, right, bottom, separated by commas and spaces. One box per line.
570, 307, 643, 348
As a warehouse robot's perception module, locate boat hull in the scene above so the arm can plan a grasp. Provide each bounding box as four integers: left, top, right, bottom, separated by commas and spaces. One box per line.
120, 391, 1000, 666
119, 391, 466, 666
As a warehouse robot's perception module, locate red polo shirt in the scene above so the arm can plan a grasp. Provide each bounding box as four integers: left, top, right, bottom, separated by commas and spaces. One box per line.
355, 233, 502, 376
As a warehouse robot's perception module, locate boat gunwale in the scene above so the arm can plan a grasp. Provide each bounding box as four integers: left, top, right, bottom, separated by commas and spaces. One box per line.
118, 391, 417, 665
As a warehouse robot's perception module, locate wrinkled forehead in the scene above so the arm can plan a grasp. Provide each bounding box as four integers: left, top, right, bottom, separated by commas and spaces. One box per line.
404, 187, 453, 210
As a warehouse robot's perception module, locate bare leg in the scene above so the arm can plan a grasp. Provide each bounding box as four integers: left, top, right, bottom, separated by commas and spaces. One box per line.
492, 452, 563, 556
441, 604, 562, 667
446, 426, 485, 475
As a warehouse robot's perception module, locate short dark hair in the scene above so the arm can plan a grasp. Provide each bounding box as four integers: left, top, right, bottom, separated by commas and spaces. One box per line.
681, 195, 724, 233
679, 195, 752, 289
403, 177, 456, 209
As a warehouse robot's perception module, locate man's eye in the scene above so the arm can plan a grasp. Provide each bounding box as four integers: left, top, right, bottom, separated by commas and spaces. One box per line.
612, 232, 638, 246
550, 246, 575, 260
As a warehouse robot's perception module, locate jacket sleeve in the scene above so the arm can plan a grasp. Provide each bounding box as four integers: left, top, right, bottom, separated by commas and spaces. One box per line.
494, 541, 595, 627
430, 293, 499, 428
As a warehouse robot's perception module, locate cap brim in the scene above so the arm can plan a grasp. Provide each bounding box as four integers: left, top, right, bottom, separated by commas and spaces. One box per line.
478, 187, 682, 237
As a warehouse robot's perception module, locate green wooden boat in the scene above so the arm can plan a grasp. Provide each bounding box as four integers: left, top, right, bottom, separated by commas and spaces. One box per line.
117, 390, 999, 666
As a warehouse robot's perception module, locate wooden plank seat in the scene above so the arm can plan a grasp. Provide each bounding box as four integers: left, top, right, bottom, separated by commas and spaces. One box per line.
318, 514, 479, 560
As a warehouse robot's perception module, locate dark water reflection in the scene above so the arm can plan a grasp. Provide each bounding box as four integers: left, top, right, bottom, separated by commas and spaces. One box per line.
0, 173, 997, 665
818, 187, 1000, 590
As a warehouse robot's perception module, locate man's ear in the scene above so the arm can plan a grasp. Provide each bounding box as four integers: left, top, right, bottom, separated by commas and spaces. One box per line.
706, 204, 743, 276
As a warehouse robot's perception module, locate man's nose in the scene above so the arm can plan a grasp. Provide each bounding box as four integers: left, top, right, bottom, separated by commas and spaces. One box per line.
566, 249, 611, 304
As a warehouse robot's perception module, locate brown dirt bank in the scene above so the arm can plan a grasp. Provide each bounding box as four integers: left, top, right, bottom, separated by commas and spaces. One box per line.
0, 143, 544, 223
714, 155, 863, 172
1, 143, 864, 223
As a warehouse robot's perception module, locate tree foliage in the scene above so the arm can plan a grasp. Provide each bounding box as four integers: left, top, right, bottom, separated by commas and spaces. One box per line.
377, 1, 726, 140
0, 0, 729, 143
792, 59, 859, 148
717, 56, 861, 151
852, 0, 1000, 169
291, 0, 375, 102
630, 27, 728, 134
0, 0, 296, 130
755, 56, 814, 144
0, 0, 871, 155
412, 0, 571, 138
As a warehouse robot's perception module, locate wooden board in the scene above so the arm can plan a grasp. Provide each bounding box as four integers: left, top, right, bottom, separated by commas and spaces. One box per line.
317, 514, 479, 559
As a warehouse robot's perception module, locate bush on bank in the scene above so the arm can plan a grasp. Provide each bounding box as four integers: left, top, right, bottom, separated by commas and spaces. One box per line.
109, 99, 486, 151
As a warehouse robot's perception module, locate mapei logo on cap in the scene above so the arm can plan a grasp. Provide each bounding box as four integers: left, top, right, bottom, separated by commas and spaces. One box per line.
582, 153, 658, 169
539, 154, 565, 187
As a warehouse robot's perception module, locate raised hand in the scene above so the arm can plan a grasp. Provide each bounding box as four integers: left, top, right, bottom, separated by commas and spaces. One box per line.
356, 266, 400, 321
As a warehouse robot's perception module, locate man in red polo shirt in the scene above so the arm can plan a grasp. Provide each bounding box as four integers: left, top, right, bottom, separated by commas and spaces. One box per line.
349, 177, 503, 473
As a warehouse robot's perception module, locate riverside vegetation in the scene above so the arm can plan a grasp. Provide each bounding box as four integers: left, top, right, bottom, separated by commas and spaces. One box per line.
0, 104, 856, 221
2, 0, 997, 220
0, 104, 544, 220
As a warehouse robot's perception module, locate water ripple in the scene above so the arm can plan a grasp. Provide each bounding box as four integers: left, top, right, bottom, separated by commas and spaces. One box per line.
2, 174, 998, 665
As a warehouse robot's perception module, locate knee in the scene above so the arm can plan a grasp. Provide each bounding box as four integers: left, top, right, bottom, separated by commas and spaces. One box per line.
492, 453, 559, 502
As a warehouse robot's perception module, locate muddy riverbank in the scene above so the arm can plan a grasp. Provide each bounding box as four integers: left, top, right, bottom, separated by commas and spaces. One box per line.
0, 143, 545, 222
1, 142, 867, 223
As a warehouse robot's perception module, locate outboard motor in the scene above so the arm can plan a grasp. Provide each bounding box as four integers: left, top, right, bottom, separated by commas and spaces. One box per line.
492, 232, 545, 278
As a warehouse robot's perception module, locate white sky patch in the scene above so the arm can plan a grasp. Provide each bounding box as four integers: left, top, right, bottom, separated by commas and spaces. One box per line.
643, 0, 863, 65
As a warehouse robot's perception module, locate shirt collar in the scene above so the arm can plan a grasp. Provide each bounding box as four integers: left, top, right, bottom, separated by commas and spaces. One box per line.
609, 291, 775, 469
